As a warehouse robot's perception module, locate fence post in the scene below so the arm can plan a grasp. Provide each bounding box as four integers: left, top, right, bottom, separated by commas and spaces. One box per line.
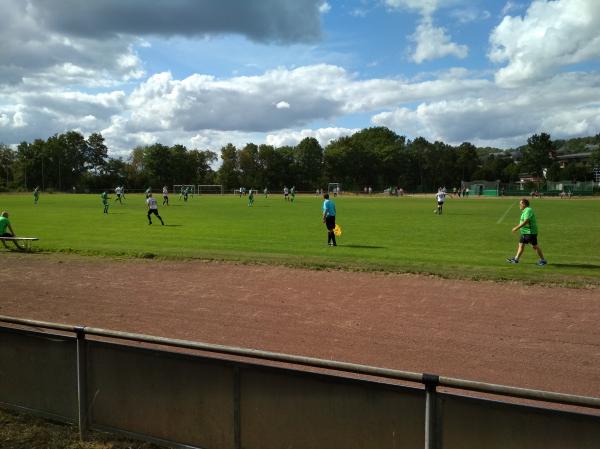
423, 373, 439, 449
76, 327, 88, 440
234, 366, 241, 449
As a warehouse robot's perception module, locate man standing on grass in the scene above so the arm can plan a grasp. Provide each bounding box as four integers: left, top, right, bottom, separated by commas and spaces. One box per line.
507, 198, 547, 266
322, 192, 337, 247
101, 191, 109, 214
114, 186, 123, 204
162, 186, 169, 206
33, 186, 40, 205
146, 193, 164, 225
248, 189, 255, 207
434, 188, 446, 214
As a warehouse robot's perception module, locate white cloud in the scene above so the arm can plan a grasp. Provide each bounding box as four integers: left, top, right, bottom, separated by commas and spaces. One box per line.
450, 8, 491, 23
266, 127, 359, 147
410, 18, 468, 63
385, 0, 469, 63
385, 0, 441, 16
372, 72, 600, 148
501, 1, 527, 16
276, 101, 291, 109
490, 0, 600, 86
319, 2, 331, 14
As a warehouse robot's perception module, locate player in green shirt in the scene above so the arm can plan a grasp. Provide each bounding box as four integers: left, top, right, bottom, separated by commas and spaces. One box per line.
248, 189, 255, 207
507, 198, 547, 266
0, 211, 23, 250
33, 187, 40, 205
101, 191, 109, 214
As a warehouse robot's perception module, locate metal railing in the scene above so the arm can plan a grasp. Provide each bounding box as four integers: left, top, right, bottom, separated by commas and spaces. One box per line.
1, 314, 599, 449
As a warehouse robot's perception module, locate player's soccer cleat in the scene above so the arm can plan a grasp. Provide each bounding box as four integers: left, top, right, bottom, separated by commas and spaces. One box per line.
537, 259, 548, 266
506, 257, 519, 264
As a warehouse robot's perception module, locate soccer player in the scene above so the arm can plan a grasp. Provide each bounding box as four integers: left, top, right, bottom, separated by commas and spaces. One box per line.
33, 186, 40, 205
114, 186, 122, 204
507, 198, 547, 266
183, 186, 189, 202
283, 186, 289, 201
0, 211, 23, 250
248, 189, 255, 207
146, 193, 164, 225
145, 187, 152, 199
322, 192, 337, 247
435, 188, 446, 214
290, 186, 296, 203
101, 191, 109, 214
162, 186, 169, 205
264, 187, 268, 198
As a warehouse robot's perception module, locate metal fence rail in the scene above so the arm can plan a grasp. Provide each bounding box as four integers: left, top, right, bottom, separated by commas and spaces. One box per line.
1, 315, 599, 449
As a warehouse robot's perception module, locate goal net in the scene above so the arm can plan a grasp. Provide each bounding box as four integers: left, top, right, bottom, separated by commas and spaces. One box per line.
173, 184, 196, 196
327, 182, 341, 195
462, 180, 499, 196
198, 184, 224, 194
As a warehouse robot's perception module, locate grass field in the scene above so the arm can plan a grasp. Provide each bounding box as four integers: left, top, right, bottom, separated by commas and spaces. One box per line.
1, 192, 600, 286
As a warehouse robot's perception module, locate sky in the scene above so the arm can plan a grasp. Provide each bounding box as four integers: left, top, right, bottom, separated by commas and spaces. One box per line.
1, 0, 599, 158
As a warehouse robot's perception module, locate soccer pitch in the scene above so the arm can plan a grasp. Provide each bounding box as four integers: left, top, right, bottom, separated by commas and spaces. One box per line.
2, 192, 600, 286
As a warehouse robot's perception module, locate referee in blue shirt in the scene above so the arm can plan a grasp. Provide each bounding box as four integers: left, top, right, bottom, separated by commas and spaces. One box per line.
322, 193, 337, 246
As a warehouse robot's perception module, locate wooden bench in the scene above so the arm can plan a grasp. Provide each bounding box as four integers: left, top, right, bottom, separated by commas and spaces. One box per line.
0, 237, 39, 251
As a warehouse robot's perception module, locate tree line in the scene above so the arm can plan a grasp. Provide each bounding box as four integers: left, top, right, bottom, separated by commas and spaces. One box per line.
1, 127, 599, 193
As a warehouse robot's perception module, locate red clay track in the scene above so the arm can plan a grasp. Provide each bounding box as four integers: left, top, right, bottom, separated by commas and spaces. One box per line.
1, 252, 599, 400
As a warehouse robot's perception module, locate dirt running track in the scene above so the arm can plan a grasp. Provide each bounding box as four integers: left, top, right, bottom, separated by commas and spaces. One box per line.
1, 253, 599, 404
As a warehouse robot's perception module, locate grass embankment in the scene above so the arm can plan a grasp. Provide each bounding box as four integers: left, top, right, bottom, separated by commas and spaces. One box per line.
0, 408, 165, 449
1, 192, 599, 287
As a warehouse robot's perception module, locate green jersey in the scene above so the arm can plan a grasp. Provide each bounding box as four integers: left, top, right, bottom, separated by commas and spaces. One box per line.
0, 216, 10, 234
519, 207, 538, 235
101, 192, 108, 204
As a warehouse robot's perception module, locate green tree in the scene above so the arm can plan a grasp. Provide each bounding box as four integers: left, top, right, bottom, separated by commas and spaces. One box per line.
217, 143, 240, 189
294, 137, 323, 189
143, 143, 172, 187
521, 133, 557, 178
0, 144, 16, 189
456, 142, 480, 182
238, 143, 260, 188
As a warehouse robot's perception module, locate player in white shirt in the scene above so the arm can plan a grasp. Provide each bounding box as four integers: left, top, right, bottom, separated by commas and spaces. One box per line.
146, 194, 164, 225
162, 186, 169, 206
435, 188, 446, 215
114, 186, 123, 204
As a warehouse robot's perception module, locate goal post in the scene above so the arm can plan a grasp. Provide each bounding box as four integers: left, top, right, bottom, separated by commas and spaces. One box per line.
462, 180, 499, 196
327, 182, 341, 195
173, 184, 197, 196
197, 184, 224, 194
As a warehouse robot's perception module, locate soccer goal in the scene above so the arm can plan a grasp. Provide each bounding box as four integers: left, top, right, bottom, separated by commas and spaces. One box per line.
173, 184, 197, 196
197, 184, 224, 194
327, 182, 341, 195
462, 180, 499, 196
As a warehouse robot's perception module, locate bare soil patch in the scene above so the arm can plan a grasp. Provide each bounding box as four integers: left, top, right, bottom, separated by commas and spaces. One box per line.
1, 252, 598, 400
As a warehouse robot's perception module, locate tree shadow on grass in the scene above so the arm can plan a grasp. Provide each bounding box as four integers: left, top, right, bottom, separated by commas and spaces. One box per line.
341, 244, 386, 249
546, 263, 600, 270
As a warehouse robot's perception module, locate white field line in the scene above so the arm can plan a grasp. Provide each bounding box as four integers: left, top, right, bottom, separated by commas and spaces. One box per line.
497, 201, 516, 224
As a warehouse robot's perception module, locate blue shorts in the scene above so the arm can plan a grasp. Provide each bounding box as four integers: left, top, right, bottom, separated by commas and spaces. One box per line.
519, 234, 538, 246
